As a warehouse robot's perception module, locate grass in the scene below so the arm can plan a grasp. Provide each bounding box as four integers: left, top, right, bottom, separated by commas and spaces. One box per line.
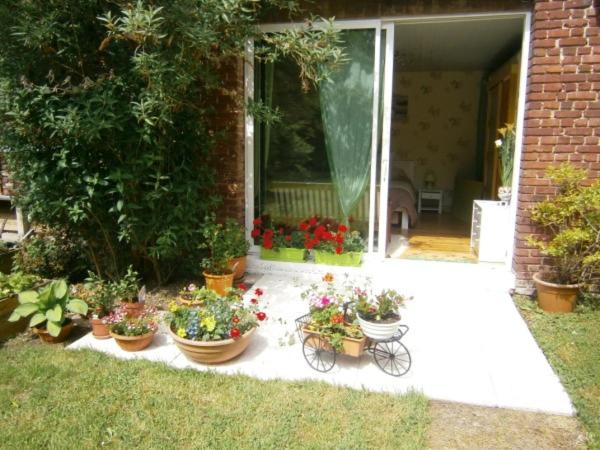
0, 342, 429, 450
515, 296, 600, 449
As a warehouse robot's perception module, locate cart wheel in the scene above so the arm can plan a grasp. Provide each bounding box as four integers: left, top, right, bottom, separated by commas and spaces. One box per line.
302, 335, 336, 373
372, 340, 411, 377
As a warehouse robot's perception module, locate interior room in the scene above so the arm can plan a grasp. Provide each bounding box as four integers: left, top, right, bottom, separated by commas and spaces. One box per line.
386, 17, 524, 262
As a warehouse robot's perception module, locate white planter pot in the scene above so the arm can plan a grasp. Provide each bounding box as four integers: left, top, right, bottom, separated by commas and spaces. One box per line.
357, 315, 402, 340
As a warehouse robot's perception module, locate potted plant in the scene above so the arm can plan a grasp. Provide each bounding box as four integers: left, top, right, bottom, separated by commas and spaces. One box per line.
112, 266, 143, 317
223, 219, 250, 282
0, 271, 42, 340
166, 286, 266, 364
78, 273, 116, 339
494, 123, 516, 203
201, 218, 235, 295
529, 163, 600, 312
104, 305, 158, 352
8, 279, 88, 343
252, 217, 307, 263
305, 219, 365, 267
300, 274, 366, 356
353, 288, 407, 340
177, 283, 220, 307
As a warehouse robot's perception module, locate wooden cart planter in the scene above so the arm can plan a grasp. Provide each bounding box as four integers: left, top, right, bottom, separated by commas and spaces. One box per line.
301, 327, 367, 358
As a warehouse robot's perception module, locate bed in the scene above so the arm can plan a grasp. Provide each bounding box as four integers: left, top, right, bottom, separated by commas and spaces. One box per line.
387, 160, 418, 232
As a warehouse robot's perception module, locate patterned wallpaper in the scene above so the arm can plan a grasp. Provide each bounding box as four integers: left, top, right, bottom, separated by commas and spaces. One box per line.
391, 71, 483, 201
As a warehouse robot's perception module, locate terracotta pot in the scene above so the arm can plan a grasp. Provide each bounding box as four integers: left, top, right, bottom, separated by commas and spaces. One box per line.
357, 315, 402, 340
533, 272, 579, 313
33, 318, 74, 344
169, 326, 255, 364
120, 301, 144, 318
91, 318, 111, 339
302, 328, 367, 357
203, 271, 234, 296
110, 330, 156, 352
227, 256, 247, 282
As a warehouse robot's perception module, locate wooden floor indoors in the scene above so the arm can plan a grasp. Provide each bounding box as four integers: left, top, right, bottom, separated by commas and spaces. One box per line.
393, 212, 476, 263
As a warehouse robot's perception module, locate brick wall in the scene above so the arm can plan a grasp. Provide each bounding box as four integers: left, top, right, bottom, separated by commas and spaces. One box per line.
515, 0, 600, 293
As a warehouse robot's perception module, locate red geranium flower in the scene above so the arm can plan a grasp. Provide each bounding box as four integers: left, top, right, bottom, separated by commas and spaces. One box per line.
278, 227, 284, 235
338, 224, 348, 233
237, 283, 248, 291
263, 239, 273, 250
264, 229, 274, 238
232, 316, 240, 324
254, 288, 263, 296
304, 240, 315, 250
323, 231, 333, 240
308, 217, 318, 226
335, 246, 343, 255
230, 328, 241, 338
304, 233, 310, 239
314, 225, 326, 238
250, 298, 258, 304
251, 228, 261, 238
253, 217, 262, 226
285, 235, 292, 241
299, 222, 309, 231
256, 312, 267, 321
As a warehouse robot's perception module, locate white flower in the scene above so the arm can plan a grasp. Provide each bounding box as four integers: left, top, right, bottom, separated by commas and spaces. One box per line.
495, 139, 502, 148
187, 283, 197, 291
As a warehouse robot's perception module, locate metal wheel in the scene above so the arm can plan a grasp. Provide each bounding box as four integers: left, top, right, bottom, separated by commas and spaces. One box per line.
372, 340, 411, 377
302, 334, 336, 373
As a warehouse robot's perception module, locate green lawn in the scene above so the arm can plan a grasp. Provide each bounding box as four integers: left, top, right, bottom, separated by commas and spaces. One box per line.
515, 296, 600, 449
0, 343, 429, 450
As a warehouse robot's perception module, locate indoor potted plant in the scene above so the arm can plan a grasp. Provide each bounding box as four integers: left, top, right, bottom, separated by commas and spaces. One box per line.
201, 217, 235, 295
0, 271, 42, 340
252, 217, 307, 263
112, 266, 143, 317
307, 219, 365, 267
223, 219, 250, 282
8, 279, 88, 343
353, 287, 407, 340
104, 304, 158, 352
494, 123, 516, 203
300, 274, 366, 356
166, 285, 266, 364
529, 163, 599, 312
79, 273, 115, 339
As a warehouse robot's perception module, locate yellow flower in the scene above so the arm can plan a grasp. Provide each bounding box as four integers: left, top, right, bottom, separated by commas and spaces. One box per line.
168, 301, 179, 313
201, 315, 216, 332
176, 328, 186, 337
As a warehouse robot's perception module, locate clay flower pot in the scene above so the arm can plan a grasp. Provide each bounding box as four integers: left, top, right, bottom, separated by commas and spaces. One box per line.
533, 272, 579, 313
227, 256, 247, 282
90, 317, 111, 339
120, 301, 144, 318
33, 318, 74, 344
203, 271, 234, 296
110, 330, 156, 352
357, 314, 402, 340
169, 326, 255, 364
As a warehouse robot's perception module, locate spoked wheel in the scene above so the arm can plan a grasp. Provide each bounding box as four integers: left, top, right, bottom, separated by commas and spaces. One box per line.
372, 340, 411, 377
302, 334, 336, 373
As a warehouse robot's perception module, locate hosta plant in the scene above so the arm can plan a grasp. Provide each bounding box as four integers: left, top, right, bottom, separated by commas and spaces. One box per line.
8, 280, 88, 336
0, 271, 41, 298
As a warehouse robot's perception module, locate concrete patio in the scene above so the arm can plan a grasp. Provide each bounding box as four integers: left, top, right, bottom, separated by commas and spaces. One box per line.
69, 258, 574, 416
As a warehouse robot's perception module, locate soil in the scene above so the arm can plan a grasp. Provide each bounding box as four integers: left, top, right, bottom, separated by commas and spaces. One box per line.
428, 400, 586, 449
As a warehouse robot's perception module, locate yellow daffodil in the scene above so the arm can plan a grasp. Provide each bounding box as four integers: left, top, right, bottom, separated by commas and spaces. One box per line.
201, 315, 216, 332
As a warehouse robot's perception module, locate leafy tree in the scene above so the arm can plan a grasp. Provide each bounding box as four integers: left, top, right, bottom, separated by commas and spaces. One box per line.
0, 0, 342, 282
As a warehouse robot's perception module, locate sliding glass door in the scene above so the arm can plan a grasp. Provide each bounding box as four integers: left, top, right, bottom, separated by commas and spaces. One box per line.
248, 21, 394, 256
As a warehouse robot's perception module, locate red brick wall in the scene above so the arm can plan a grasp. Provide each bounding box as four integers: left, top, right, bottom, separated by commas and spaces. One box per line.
515, 0, 600, 293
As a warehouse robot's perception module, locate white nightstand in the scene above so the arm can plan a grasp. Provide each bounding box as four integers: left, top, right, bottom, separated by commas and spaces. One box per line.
418, 189, 443, 214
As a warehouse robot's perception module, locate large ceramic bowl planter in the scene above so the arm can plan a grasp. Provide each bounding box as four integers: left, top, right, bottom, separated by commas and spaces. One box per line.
169, 326, 256, 364
90, 318, 111, 339
203, 271, 234, 296
33, 318, 75, 344
227, 256, 246, 282
314, 250, 363, 267
260, 247, 306, 263
110, 330, 156, 352
533, 272, 579, 313
357, 315, 402, 341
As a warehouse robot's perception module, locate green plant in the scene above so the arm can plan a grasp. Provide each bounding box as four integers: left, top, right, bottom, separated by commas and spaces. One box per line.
495, 123, 516, 187
110, 266, 140, 302
81, 272, 116, 318
528, 163, 600, 286
223, 219, 250, 259
166, 286, 264, 341
8, 279, 88, 336
0, 1, 343, 283
200, 217, 231, 275
353, 288, 406, 322
0, 271, 41, 298
104, 304, 158, 336
177, 283, 220, 306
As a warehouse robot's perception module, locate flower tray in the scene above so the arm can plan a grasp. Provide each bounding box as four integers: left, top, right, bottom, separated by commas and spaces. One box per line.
260, 247, 306, 263
301, 327, 367, 357
313, 250, 363, 267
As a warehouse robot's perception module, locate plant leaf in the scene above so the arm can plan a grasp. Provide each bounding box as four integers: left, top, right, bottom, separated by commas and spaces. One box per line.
13, 302, 39, 318
7, 311, 20, 322
29, 312, 46, 327
18, 290, 38, 304
67, 298, 88, 316
46, 304, 63, 322
46, 320, 62, 337
52, 280, 68, 299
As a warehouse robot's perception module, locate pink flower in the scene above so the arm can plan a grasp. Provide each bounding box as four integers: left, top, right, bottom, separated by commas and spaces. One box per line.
187, 283, 197, 291
320, 296, 331, 307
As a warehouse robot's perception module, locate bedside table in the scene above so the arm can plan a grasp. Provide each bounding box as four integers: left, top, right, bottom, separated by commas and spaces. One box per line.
418, 189, 443, 214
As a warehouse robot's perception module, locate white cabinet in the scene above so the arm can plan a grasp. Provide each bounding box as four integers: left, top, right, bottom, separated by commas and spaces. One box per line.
470, 200, 510, 263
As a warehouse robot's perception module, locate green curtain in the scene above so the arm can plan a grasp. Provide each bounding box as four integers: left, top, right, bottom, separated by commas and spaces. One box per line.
319, 29, 375, 222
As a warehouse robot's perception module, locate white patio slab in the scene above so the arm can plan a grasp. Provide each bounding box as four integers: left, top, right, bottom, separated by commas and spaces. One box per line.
69, 259, 574, 416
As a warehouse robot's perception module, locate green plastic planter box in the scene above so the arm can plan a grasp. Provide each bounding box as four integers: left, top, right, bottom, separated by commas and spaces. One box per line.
314, 250, 363, 267
260, 247, 306, 263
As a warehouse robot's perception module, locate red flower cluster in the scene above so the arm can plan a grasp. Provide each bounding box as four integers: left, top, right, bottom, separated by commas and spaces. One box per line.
300, 218, 349, 254
330, 313, 344, 325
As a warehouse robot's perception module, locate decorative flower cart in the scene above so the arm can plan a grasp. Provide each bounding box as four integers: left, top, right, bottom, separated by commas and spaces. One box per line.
295, 313, 412, 377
